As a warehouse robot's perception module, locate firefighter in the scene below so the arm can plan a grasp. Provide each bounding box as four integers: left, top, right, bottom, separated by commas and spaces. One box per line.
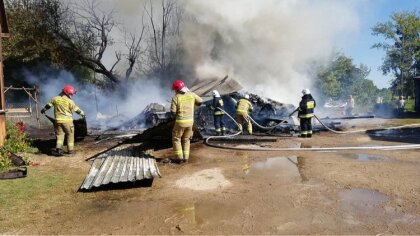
298, 88, 316, 138
41, 85, 85, 156
345, 95, 355, 116
170, 80, 202, 163
209, 90, 226, 136
235, 94, 253, 135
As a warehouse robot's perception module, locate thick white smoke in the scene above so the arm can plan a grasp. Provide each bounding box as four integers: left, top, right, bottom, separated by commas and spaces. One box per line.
22, 0, 363, 129
181, 0, 361, 104
22, 66, 170, 129
69, 0, 362, 106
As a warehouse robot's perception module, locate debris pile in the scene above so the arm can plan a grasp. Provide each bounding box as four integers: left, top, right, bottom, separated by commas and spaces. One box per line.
117, 76, 298, 138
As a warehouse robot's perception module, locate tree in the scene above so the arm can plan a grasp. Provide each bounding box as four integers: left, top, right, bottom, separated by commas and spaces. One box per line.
3, 0, 81, 85
372, 10, 420, 97
314, 52, 378, 108
49, 0, 122, 84
4, 0, 147, 86
143, 0, 186, 80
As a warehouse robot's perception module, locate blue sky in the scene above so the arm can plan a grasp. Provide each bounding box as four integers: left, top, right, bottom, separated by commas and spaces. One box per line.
342, 0, 419, 89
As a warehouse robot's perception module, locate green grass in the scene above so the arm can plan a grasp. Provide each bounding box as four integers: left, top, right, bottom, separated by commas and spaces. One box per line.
0, 167, 63, 213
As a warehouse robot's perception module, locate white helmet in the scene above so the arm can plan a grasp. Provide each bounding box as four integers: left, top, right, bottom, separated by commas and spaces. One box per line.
212, 90, 220, 97
244, 94, 250, 99
302, 88, 311, 95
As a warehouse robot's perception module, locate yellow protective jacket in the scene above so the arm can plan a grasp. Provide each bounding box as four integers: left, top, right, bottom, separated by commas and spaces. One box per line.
46, 95, 84, 123
236, 99, 253, 115
170, 91, 203, 127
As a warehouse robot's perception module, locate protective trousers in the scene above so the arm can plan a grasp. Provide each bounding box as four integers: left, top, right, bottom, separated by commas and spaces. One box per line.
55, 122, 75, 151
172, 123, 193, 160
236, 113, 252, 135
300, 118, 312, 137
214, 115, 225, 134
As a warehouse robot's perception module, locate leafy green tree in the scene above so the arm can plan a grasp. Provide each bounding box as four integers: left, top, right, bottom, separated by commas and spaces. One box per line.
314, 52, 380, 110
372, 10, 420, 97
315, 53, 376, 101
3, 0, 91, 85
4, 0, 146, 86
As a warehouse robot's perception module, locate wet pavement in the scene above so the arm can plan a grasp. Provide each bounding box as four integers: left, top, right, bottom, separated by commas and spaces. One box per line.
249, 156, 308, 182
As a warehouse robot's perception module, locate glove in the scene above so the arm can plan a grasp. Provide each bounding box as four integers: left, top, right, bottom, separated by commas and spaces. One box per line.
41, 109, 46, 114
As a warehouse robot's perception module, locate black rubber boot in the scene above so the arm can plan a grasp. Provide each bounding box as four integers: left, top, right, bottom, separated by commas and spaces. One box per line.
51, 148, 64, 157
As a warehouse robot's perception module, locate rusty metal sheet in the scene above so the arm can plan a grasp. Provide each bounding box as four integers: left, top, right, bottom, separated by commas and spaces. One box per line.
80, 145, 161, 191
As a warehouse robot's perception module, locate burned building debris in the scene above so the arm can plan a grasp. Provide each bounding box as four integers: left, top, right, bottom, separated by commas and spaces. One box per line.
118, 76, 298, 138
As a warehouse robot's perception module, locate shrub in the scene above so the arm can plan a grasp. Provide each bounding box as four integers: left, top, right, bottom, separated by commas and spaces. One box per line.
0, 122, 32, 173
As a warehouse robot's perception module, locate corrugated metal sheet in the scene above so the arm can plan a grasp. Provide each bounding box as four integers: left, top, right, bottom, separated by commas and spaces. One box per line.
80, 145, 161, 190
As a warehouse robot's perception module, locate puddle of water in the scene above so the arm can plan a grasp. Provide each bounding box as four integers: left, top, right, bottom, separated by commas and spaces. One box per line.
340, 188, 389, 205
339, 153, 390, 161
338, 188, 420, 225
250, 156, 308, 182
195, 201, 237, 225
176, 201, 238, 227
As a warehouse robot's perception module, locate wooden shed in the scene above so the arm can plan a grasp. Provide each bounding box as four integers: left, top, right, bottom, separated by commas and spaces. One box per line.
0, 0, 10, 146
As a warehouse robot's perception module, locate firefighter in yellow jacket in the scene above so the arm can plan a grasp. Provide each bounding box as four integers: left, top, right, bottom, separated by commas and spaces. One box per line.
41, 85, 85, 156
236, 94, 253, 135
170, 80, 202, 163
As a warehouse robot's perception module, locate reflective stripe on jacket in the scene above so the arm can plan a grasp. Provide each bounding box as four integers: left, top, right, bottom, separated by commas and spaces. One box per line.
298, 94, 316, 118
236, 99, 253, 115
170, 91, 203, 126
210, 97, 224, 115
48, 95, 83, 123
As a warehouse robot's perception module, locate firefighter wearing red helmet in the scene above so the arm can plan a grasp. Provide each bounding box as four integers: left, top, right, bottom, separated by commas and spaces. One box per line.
41, 85, 85, 156
168, 80, 202, 163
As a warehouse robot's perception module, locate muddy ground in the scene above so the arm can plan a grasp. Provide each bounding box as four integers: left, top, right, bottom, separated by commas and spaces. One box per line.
0, 118, 420, 234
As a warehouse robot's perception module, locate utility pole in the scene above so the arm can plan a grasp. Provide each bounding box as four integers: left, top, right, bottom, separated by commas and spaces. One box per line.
0, 0, 10, 146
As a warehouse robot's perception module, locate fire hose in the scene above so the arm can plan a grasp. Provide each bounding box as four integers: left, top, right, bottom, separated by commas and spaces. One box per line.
204, 108, 420, 151
248, 109, 298, 131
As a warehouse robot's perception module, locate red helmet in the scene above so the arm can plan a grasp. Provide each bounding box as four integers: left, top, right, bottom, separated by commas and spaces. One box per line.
172, 80, 185, 92
63, 85, 76, 96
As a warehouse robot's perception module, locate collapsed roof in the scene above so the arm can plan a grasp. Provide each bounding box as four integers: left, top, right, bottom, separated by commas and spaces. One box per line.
120, 76, 297, 138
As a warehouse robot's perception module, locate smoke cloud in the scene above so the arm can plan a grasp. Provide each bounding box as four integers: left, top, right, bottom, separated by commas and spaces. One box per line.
72, 0, 362, 106
16, 0, 364, 129
21, 66, 170, 129
181, 0, 361, 104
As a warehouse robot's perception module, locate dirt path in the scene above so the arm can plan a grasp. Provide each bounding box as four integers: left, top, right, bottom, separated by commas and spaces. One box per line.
1, 129, 420, 234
